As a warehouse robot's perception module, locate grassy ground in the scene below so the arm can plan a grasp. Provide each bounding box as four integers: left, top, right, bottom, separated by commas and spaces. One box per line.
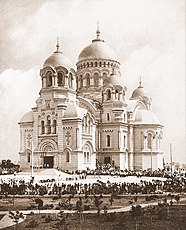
2, 205, 186, 230
1, 195, 186, 230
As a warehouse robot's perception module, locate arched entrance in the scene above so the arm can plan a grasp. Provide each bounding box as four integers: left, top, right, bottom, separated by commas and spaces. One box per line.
43, 156, 54, 168
38, 139, 58, 168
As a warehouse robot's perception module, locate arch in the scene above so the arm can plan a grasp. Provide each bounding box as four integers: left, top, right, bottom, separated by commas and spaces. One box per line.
38, 139, 58, 152
82, 141, 93, 163
133, 102, 148, 119
41, 66, 56, 77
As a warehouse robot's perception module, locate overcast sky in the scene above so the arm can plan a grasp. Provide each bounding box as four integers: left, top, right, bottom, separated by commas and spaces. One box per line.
0, 0, 185, 164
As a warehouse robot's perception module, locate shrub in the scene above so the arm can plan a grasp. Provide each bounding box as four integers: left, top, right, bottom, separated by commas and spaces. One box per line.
26, 219, 39, 228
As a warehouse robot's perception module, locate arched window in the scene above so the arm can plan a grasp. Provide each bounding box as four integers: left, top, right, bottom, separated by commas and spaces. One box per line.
124, 135, 126, 148
107, 135, 111, 147
80, 75, 83, 89
103, 62, 106, 67
57, 72, 65, 86
107, 90, 111, 100
95, 62, 97, 67
84, 151, 90, 163
53, 120, 57, 134
87, 62, 89, 67
91, 62, 93, 67
115, 90, 119, 100
86, 74, 90, 87
27, 152, 31, 163
147, 133, 152, 149
69, 73, 73, 88
107, 113, 110, 121
41, 121, 45, 134
123, 113, 126, 122
66, 151, 70, 163
47, 72, 52, 87
83, 144, 91, 163
103, 72, 107, 79
94, 73, 99, 87
99, 61, 102, 67
47, 116, 51, 134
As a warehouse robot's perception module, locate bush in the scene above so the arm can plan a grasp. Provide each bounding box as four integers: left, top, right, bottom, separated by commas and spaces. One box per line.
26, 220, 39, 228
45, 215, 53, 223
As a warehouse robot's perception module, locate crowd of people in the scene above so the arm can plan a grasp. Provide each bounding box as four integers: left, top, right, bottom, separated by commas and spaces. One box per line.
0, 167, 186, 196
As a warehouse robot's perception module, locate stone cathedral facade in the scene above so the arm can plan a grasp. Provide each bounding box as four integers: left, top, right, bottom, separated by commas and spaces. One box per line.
19, 28, 163, 172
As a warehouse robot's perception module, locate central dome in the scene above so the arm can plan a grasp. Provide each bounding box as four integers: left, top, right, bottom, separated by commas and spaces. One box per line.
78, 29, 118, 63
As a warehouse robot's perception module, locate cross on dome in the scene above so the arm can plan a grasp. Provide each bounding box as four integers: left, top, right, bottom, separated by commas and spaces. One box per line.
96, 20, 100, 39
92, 21, 104, 42
139, 76, 143, 88
54, 37, 62, 54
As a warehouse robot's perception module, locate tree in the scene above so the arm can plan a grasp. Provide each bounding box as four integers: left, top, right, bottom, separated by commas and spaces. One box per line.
94, 195, 103, 217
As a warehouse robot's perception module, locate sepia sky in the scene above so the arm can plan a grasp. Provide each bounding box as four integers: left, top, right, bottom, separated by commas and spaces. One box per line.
0, 0, 185, 164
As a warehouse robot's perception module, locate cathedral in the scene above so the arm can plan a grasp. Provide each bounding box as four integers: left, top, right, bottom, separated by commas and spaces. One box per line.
19, 27, 163, 172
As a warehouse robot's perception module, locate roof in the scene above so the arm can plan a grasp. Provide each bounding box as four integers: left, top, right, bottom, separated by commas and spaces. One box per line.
78, 39, 118, 62
63, 104, 86, 119
43, 52, 73, 69
105, 74, 123, 86
130, 82, 149, 100
134, 109, 161, 125
126, 100, 139, 112
20, 111, 33, 123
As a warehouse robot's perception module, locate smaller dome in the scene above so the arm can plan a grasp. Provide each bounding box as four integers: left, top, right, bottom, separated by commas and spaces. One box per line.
131, 81, 148, 99
43, 52, 72, 69
20, 111, 33, 123
63, 104, 86, 119
135, 109, 161, 125
43, 41, 73, 69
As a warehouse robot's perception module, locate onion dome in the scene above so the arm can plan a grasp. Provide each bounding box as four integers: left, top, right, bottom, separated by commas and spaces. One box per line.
130, 80, 148, 99
78, 25, 118, 62
20, 111, 33, 123
43, 39, 73, 69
